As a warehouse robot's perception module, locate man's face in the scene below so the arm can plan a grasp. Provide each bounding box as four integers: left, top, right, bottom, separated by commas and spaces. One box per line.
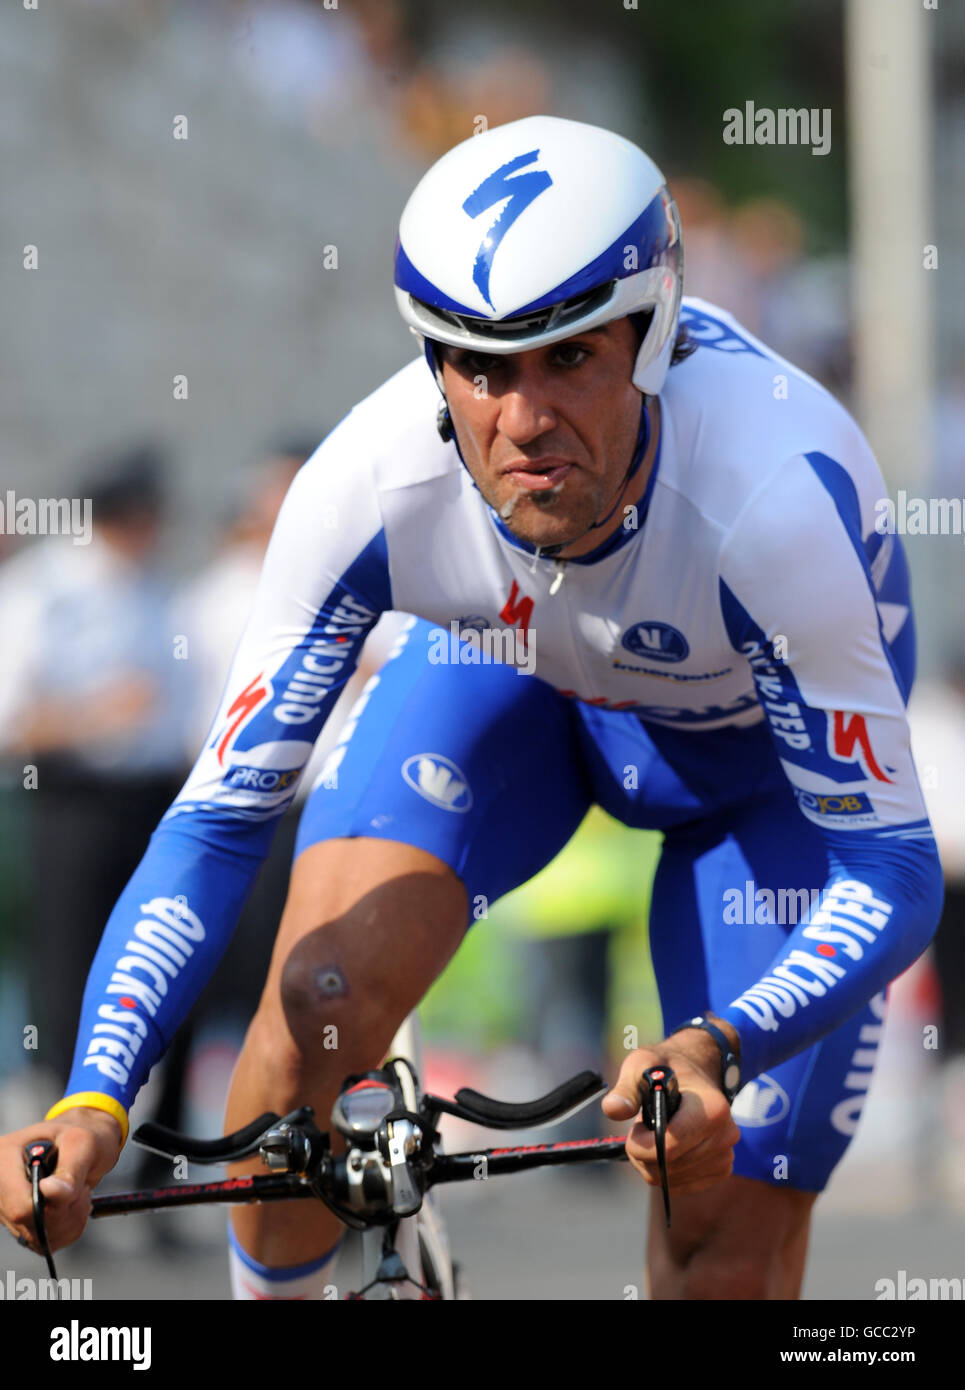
439, 318, 642, 551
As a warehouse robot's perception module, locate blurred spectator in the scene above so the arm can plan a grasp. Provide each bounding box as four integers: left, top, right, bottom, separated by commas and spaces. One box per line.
225, 0, 385, 137
729, 197, 804, 338
0, 442, 192, 1106
934, 355, 965, 498
399, 47, 550, 159
224, 0, 554, 161
672, 178, 749, 314
179, 441, 311, 749
907, 661, 965, 1207
672, 178, 849, 391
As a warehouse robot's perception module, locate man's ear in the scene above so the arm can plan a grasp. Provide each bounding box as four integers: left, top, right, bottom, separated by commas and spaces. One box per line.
436, 402, 454, 442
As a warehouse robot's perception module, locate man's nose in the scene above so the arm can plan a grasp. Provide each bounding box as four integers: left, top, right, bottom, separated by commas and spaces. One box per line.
496, 381, 557, 445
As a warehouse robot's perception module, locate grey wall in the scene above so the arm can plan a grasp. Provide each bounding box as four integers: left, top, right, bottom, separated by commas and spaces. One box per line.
1, 4, 422, 557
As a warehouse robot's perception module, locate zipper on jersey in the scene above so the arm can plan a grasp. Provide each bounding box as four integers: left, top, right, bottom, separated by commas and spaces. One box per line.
529, 546, 568, 595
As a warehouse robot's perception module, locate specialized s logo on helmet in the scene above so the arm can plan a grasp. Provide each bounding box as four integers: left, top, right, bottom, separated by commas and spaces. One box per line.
462, 151, 552, 309
394, 115, 684, 398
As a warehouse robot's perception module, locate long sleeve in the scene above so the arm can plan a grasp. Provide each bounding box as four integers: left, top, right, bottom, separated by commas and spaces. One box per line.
715, 449, 943, 1081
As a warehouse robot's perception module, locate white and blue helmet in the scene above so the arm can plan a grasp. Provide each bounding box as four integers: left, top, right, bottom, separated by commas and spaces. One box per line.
394, 115, 683, 397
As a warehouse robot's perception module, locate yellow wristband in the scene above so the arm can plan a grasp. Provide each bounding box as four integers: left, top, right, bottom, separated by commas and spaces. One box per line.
46, 1093, 129, 1146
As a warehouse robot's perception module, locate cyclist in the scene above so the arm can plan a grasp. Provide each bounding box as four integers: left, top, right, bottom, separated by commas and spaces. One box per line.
0, 116, 942, 1300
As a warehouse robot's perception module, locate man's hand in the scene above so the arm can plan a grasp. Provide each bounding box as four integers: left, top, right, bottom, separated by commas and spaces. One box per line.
0, 1109, 123, 1255
602, 1024, 742, 1196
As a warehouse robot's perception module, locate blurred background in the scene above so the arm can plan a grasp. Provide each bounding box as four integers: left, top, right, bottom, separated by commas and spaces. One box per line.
1, 0, 963, 1299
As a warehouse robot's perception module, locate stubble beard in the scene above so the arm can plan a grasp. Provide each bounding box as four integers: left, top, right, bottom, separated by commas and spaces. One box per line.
491, 475, 601, 550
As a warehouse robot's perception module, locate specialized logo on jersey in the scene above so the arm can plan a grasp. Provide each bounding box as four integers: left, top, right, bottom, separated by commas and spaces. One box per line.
829, 711, 894, 784
213, 673, 271, 766
402, 754, 473, 813
731, 1073, 790, 1128
746, 641, 899, 784
621, 621, 689, 664
220, 592, 376, 759
499, 581, 534, 645
462, 151, 553, 309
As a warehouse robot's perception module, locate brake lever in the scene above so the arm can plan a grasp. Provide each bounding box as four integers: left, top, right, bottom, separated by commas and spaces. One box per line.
22, 1140, 59, 1284
637, 1066, 681, 1229
382, 1118, 423, 1217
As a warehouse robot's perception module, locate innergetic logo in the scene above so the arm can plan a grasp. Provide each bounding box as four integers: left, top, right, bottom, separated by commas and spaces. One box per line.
402, 753, 473, 813
621, 621, 690, 664
731, 1073, 790, 1128
462, 150, 553, 310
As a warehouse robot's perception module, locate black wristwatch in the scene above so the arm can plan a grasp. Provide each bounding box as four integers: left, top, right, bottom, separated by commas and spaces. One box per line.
670, 1016, 742, 1103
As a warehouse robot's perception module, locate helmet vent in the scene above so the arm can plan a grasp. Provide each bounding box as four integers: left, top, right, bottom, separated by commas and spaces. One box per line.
415, 282, 617, 344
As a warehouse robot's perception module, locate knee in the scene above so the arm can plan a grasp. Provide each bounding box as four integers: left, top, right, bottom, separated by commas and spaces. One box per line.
279, 944, 355, 1052
265, 929, 398, 1078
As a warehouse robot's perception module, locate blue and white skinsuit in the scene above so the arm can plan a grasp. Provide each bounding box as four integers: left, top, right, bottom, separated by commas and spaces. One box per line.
66, 300, 943, 1190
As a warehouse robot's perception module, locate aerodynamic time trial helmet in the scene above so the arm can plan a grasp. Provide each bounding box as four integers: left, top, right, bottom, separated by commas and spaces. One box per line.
393, 115, 683, 398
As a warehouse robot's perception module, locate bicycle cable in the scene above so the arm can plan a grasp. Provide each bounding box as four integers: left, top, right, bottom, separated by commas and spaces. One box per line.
23, 1140, 59, 1288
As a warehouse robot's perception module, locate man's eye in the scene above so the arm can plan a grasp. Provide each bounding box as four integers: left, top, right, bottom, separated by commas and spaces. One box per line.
464, 353, 499, 373
553, 344, 590, 366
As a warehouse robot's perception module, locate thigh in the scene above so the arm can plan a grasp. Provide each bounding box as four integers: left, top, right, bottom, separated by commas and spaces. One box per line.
258, 836, 472, 1062
650, 774, 888, 1194
295, 617, 593, 919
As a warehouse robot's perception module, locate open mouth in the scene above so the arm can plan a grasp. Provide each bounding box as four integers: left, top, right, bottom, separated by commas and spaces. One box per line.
504, 462, 573, 491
